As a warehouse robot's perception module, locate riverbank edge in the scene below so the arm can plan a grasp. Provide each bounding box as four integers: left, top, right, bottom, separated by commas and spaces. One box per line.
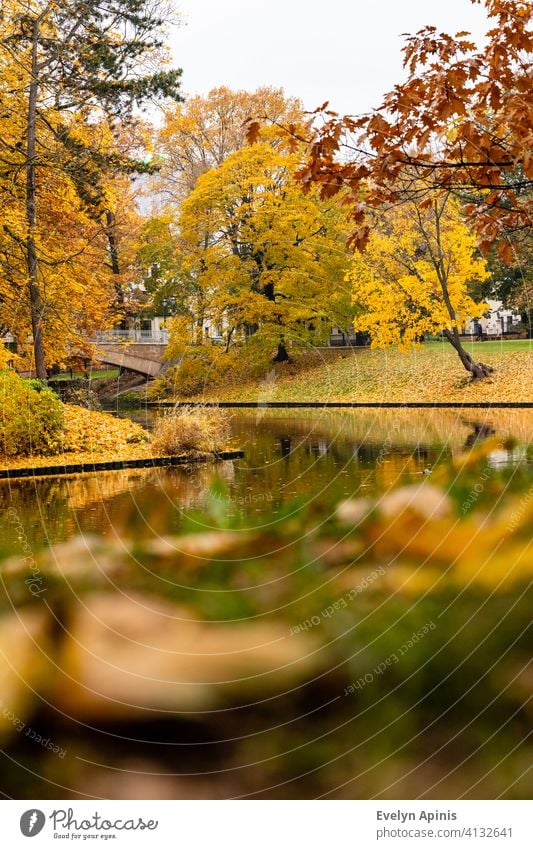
146, 401, 533, 409
0, 450, 245, 481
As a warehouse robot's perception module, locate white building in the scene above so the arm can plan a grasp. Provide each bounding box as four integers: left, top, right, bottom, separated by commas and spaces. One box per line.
465, 300, 523, 337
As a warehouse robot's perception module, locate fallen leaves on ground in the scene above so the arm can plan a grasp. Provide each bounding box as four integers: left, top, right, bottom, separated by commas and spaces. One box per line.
182, 346, 533, 404
60, 405, 150, 453
0, 409, 202, 474
0, 405, 153, 470
0, 405, 237, 472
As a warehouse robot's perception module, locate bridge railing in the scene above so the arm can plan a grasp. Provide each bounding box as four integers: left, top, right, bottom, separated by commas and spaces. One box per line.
94, 329, 169, 345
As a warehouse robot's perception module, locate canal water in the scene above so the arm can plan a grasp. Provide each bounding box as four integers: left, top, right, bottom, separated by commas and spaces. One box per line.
1, 408, 530, 556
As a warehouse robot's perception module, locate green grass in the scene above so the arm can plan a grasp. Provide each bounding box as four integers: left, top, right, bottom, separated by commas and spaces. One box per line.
51, 368, 120, 382
426, 339, 532, 353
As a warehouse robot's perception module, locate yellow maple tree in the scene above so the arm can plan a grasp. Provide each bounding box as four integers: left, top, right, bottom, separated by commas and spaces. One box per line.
167, 142, 353, 362
348, 193, 493, 378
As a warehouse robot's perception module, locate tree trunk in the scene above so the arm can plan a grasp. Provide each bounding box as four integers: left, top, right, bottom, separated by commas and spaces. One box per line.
26, 18, 47, 380
224, 326, 235, 353
443, 328, 493, 380
430, 198, 493, 382
105, 210, 124, 304
273, 338, 290, 363
262, 279, 290, 362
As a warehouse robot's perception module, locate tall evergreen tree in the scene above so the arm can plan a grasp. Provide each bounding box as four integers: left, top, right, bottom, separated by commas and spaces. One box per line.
0, 0, 182, 377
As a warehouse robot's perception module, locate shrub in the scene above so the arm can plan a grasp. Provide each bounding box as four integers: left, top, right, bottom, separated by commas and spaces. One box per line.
151, 406, 231, 456
59, 385, 102, 410
0, 343, 20, 372
149, 340, 280, 400
0, 371, 64, 456
147, 357, 211, 401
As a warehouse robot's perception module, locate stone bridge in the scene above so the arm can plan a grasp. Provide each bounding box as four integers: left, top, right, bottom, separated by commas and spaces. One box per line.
93, 333, 169, 377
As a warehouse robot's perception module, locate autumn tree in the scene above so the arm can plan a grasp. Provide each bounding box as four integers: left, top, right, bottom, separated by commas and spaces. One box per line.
0, 0, 182, 378
280, 0, 532, 257
0, 93, 148, 365
348, 192, 493, 378
136, 213, 200, 320
0, 156, 117, 366
62, 118, 159, 317
158, 87, 305, 203
167, 142, 353, 363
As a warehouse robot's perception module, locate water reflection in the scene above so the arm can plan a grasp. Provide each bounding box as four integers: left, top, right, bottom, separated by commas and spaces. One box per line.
463, 419, 497, 449
0, 409, 531, 558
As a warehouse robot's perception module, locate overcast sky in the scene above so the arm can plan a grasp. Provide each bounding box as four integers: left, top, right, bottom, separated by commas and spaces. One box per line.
168, 0, 489, 116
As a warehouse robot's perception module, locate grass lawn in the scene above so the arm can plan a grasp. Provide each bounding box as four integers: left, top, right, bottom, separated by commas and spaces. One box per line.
426, 339, 532, 353
51, 368, 120, 382
181, 341, 532, 404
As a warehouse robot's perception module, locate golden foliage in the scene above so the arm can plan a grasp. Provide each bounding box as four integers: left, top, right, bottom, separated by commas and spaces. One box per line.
158, 86, 305, 201
167, 142, 353, 359
0, 124, 117, 368
0, 347, 17, 371
348, 195, 489, 350
0, 10, 147, 370
335, 471, 533, 592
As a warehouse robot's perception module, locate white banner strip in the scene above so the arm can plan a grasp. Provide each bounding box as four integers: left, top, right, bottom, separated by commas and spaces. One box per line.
1, 800, 531, 848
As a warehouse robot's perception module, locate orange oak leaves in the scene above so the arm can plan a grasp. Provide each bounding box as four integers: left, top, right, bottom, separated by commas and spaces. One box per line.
290, 0, 532, 258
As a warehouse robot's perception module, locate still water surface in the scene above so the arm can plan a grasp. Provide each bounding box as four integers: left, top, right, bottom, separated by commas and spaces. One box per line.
1, 408, 530, 555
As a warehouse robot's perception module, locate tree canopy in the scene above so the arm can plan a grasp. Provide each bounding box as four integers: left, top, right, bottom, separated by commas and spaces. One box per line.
259, 0, 532, 259
349, 193, 493, 377
0, 0, 182, 376
157, 86, 305, 203
166, 142, 353, 362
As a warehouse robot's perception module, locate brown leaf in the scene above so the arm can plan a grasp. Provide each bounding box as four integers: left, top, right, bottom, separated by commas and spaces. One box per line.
245, 120, 261, 145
